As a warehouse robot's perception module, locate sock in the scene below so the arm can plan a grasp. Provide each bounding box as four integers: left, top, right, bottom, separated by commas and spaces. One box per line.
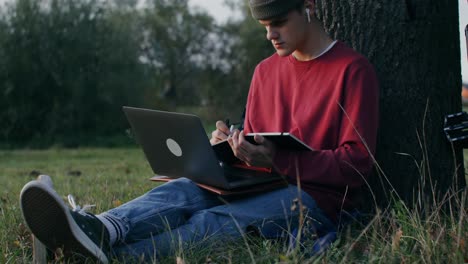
97, 213, 127, 245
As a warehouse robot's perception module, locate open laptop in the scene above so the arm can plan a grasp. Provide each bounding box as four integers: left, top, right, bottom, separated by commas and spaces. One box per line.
122, 106, 284, 190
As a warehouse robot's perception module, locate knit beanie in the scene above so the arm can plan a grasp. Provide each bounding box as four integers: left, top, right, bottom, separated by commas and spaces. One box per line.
249, 0, 304, 20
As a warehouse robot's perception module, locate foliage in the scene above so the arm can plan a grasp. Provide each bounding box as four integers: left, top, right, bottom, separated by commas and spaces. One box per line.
140, 0, 215, 107
203, 0, 273, 120
0, 0, 270, 148
0, 0, 150, 148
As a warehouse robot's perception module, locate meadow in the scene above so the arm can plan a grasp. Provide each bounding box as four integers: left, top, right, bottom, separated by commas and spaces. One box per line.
0, 148, 466, 263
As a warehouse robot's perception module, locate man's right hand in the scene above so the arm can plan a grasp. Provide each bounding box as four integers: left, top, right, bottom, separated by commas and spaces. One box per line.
210, 120, 232, 145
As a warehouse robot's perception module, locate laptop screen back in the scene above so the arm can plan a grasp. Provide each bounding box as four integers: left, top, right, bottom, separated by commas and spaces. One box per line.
123, 106, 230, 188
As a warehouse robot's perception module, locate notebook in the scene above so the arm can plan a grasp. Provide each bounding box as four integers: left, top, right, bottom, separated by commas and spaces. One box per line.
122, 106, 286, 193
212, 132, 312, 163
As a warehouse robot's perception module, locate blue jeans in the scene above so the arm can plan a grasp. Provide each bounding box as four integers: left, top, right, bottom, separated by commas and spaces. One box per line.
107, 178, 334, 260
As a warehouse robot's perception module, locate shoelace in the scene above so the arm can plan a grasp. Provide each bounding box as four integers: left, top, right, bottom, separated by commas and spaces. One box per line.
68, 194, 95, 216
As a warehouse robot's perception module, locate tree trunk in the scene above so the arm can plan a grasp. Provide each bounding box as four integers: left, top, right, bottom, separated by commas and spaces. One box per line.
316, 0, 466, 208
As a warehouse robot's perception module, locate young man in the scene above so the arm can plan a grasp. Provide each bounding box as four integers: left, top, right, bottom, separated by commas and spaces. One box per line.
20, 0, 378, 262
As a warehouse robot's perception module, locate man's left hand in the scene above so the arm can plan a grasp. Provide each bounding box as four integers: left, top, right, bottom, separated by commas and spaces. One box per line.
227, 130, 276, 167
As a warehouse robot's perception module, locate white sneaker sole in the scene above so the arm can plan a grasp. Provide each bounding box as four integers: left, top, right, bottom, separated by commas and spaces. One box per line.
20, 180, 109, 263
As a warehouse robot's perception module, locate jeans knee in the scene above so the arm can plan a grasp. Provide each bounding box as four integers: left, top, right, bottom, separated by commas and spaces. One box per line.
150, 177, 199, 198
169, 177, 195, 187
187, 210, 240, 238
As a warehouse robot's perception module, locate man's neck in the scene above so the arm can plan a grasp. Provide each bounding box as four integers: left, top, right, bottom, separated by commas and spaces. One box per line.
292, 25, 334, 62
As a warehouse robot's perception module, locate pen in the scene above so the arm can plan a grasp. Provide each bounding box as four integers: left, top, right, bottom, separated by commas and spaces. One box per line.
225, 119, 235, 135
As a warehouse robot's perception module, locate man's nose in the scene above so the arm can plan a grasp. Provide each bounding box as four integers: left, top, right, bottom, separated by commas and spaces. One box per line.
266, 27, 279, 40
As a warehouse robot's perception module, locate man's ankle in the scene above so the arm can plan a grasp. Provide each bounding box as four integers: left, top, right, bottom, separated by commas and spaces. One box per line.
97, 213, 127, 245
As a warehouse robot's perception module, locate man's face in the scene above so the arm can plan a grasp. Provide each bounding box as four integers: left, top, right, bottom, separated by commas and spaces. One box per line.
259, 9, 307, 57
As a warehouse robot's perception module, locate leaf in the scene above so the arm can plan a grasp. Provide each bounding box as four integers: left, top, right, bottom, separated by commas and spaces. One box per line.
176, 256, 185, 264
113, 199, 122, 207
392, 228, 403, 252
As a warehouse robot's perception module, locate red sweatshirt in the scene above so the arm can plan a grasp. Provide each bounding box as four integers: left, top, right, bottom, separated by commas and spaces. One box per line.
244, 42, 379, 223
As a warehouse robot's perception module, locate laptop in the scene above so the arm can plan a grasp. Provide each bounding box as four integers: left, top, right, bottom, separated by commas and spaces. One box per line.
122, 106, 284, 190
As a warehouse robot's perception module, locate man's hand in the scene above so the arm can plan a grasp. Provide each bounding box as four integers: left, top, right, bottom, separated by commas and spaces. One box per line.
210, 120, 231, 145
228, 130, 276, 167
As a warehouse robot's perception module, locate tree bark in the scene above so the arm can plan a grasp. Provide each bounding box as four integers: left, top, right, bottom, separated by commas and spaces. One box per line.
316, 0, 465, 207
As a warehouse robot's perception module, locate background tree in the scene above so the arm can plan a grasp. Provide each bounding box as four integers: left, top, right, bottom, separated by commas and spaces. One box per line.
0, 0, 149, 147
140, 0, 215, 108
206, 0, 274, 122
316, 0, 466, 207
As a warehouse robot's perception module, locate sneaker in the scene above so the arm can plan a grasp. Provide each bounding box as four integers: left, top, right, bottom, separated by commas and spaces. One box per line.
20, 177, 110, 263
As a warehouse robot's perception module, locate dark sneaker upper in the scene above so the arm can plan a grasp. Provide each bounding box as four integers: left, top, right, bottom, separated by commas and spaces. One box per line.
20, 178, 110, 263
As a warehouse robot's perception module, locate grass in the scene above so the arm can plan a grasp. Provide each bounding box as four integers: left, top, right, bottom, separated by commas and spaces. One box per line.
0, 148, 153, 263
0, 148, 467, 263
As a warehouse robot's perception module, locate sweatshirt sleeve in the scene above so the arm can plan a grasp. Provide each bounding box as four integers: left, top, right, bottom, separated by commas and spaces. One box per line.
243, 66, 259, 134
275, 60, 379, 190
